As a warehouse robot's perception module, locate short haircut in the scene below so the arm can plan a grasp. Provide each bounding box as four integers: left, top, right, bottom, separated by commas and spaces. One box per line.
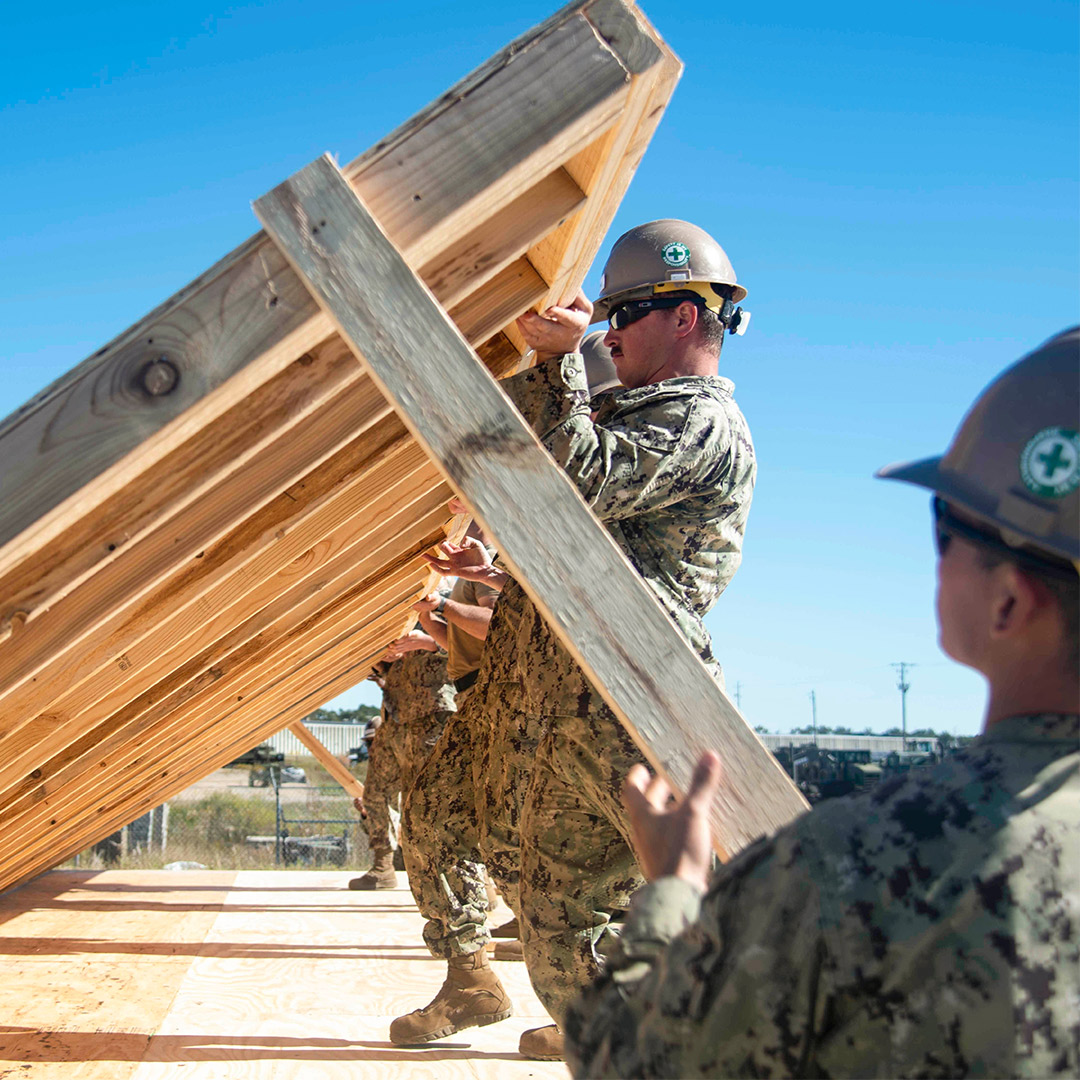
976, 547, 1079, 676
662, 294, 725, 355
697, 307, 725, 353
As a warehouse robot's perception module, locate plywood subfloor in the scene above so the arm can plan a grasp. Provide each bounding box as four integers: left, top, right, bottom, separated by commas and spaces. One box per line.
0, 870, 566, 1079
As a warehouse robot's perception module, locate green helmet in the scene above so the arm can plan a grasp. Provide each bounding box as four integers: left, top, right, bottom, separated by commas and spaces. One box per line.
878, 327, 1080, 569
592, 219, 748, 332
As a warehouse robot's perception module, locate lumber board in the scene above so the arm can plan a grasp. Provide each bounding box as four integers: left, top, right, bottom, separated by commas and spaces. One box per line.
0, 478, 450, 841
0, 519, 445, 841
0, 636, 401, 891
0, 573, 422, 886
0, 469, 449, 813
0, 0, 642, 591
0, 360, 392, 706
287, 722, 365, 800
254, 155, 809, 859
0, 0, 684, 890
0, 343, 362, 630
0, 333, 514, 746
0, 497, 445, 829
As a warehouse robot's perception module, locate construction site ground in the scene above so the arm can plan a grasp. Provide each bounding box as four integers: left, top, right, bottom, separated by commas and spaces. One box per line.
169, 767, 318, 804
0, 869, 566, 1079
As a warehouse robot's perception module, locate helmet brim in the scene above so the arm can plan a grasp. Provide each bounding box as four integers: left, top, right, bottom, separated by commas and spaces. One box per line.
875, 454, 944, 491
876, 454, 987, 515
877, 454, 1080, 564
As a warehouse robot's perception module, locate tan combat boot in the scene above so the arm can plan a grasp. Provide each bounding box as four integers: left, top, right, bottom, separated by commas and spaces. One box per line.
490, 938, 524, 961
492, 915, 519, 938
389, 950, 513, 1044
348, 848, 396, 890
519, 1024, 563, 1061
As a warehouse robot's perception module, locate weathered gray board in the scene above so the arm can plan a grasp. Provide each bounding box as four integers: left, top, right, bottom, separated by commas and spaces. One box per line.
255, 155, 809, 858
0, 0, 688, 894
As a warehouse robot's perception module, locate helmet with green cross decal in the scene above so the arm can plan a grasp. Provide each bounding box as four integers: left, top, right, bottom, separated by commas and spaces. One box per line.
592, 219, 750, 335
877, 327, 1080, 571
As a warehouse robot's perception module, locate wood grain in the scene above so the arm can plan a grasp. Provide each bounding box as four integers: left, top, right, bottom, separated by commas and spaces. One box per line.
0, 2, 634, 584
0, 0, 685, 890
287, 723, 364, 800
0, 870, 564, 1078
254, 155, 808, 859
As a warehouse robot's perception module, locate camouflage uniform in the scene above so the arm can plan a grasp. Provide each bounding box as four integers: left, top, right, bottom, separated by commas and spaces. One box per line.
501, 353, 756, 1023
361, 710, 403, 854
472, 577, 536, 911
565, 713, 1080, 1079
365, 651, 455, 856
401, 575, 533, 956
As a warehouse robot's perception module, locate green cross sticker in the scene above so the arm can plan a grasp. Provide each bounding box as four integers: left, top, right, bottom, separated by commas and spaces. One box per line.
661, 242, 690, 268
1019, 427, 1080, 498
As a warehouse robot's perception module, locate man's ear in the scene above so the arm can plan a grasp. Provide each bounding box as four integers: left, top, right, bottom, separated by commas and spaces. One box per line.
672, 301, 700, 340
988, 563, 1040, 637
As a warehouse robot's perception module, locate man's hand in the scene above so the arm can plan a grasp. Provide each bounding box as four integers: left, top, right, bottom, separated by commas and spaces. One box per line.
622, 751, 722, 893
422, 538, 507, 589
422, 537, 491, 575
353, 795, 367, 820
412, 591, 442, 614
516, 289, 593, 363
389, 629, 438, 654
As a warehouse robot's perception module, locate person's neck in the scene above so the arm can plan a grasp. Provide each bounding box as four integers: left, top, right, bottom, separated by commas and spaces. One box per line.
646, 347, 720, 386
983, 657, 1080, 730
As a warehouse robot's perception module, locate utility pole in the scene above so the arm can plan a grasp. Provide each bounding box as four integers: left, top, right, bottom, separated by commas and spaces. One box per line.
892, 662, 914, 750
809, 689, 817, 746
734, 681, 742, 710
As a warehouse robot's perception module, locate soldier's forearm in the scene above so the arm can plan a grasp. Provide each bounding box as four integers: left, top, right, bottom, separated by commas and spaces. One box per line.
443, 598, 494, 640
418, 610, 449, 650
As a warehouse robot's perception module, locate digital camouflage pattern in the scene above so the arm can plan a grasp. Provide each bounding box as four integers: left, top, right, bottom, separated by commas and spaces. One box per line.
470, 577, 538, 913
518, 700, 648, 1022
565, 714, 1080, 1079
401, 576, 534, 956
400, 702, 489, 957
381, 649, 457, 725
364, 651, 455, 856
361, 716, 404, 855
504, 352, 755, 686
501, 353, 755, 1020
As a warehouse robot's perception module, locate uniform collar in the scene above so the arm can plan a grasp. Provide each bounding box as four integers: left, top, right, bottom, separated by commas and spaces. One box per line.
980, 713, 1079, 744
609, 374, 735, 401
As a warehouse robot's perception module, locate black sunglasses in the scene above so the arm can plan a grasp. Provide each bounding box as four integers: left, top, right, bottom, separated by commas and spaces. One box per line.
932, 496, 1075, 578
607, 295, 703, 330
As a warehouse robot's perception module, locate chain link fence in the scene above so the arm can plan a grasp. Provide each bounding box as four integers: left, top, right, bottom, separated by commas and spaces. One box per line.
63, 750, 378, 872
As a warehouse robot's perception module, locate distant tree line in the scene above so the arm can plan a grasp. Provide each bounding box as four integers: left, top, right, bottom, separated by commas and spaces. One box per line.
303, 706, 380, 724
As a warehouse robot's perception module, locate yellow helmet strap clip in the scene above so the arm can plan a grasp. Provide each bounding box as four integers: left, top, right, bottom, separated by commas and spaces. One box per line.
651, 281, 750, 336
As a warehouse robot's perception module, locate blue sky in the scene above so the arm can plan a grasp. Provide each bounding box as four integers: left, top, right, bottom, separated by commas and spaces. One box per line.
2, 1, 1076, 735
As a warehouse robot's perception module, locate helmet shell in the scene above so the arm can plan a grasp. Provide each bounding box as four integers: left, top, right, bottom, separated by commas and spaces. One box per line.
878, 327, 1080, 566
593, 219, 747, 323
580, 330, 620, 396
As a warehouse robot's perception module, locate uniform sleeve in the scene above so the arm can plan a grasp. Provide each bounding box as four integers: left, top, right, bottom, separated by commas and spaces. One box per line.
502, 355, 732, 522
565, 829, 831, 1079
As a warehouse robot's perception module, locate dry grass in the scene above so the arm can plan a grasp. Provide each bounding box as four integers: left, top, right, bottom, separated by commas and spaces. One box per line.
64, 755, 376, 872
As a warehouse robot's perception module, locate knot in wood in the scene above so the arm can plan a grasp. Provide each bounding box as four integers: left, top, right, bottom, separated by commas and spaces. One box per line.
140, 357, 180, 397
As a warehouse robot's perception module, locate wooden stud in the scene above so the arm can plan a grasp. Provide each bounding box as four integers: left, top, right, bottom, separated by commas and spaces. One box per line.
254, 155, 808, 859
287, 722, 365, 801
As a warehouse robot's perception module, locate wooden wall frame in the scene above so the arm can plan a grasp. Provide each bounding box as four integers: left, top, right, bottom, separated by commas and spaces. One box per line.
0, 0, 804, 894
